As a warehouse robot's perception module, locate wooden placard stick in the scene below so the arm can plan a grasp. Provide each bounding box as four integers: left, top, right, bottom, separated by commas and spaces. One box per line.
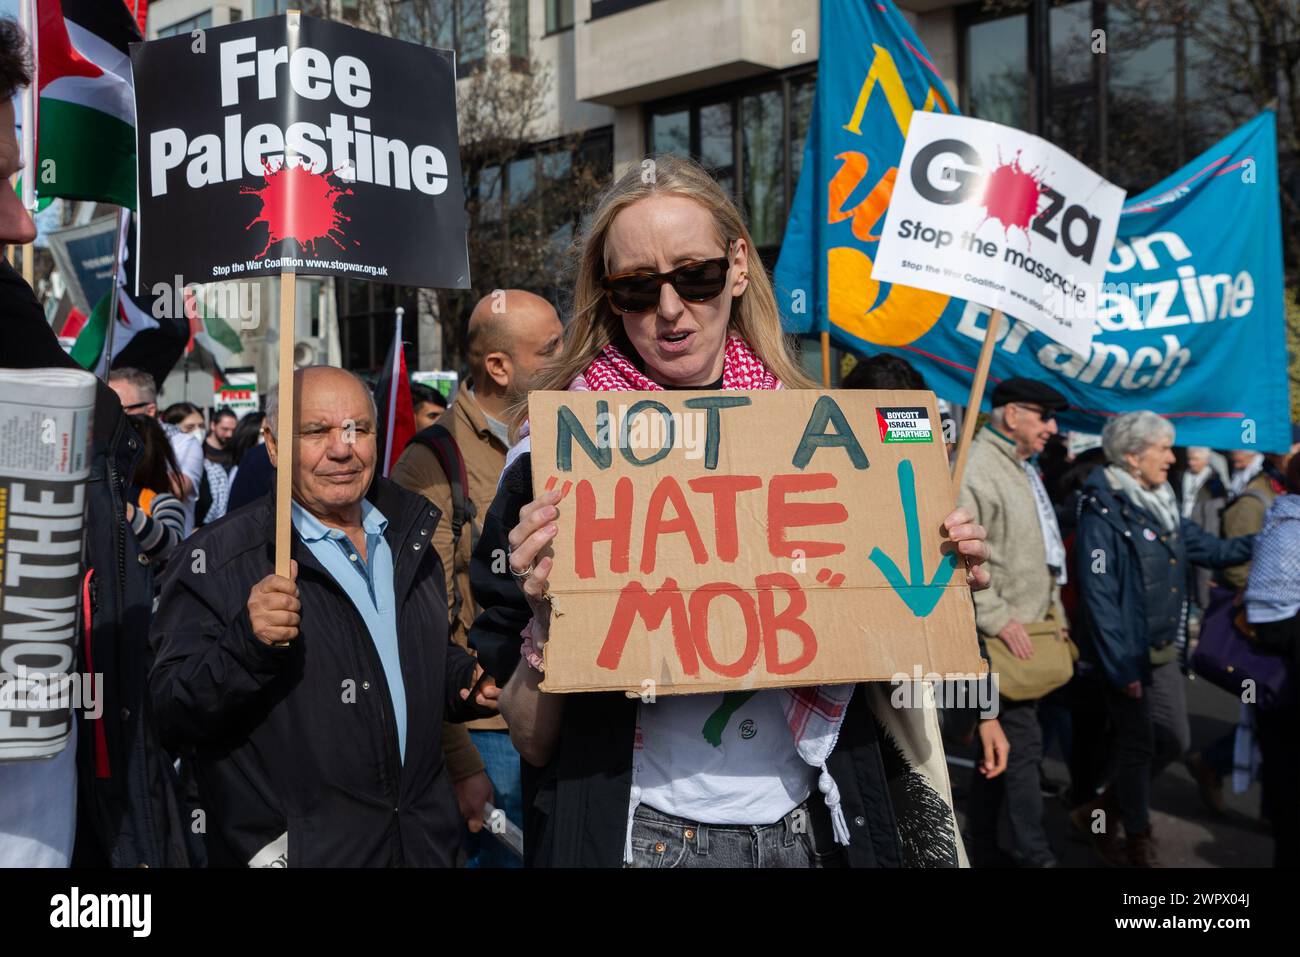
275, 270, 296, 578
950, 307, 1002, 492
274, 8, 301, 581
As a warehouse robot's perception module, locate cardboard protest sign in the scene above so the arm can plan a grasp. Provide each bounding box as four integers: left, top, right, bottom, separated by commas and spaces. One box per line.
872, 112, 1124, 356
529, 389, 984, 695
130, 13, 469, 291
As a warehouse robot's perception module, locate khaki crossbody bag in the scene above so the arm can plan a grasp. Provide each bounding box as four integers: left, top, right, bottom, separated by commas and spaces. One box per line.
986, 609, 1079, 701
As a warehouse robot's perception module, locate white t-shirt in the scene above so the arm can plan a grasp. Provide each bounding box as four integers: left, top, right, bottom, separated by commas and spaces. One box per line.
165, 426, 204, 536
635, 690, 813, 825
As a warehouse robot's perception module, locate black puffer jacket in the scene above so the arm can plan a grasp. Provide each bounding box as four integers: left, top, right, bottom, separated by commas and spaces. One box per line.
149, 478, 480, 866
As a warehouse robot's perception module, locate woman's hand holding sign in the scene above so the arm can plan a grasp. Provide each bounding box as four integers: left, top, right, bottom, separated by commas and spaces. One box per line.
508, 486, 564, 651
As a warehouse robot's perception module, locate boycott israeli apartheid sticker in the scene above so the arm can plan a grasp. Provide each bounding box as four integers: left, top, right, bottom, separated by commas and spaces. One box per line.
528, 389, 984, 696
876, 407, 933, 444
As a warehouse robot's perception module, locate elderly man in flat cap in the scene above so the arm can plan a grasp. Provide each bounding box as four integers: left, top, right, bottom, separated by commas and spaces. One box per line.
958, 377, 1070, 868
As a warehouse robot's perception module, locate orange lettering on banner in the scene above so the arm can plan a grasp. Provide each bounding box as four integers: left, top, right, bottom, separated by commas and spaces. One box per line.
829, 153, 897, 243
828, 44, 952, 349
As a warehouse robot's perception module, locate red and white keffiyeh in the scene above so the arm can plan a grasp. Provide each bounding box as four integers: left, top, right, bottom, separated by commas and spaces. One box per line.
574, 334, 780, 392
566, 334, 856, 855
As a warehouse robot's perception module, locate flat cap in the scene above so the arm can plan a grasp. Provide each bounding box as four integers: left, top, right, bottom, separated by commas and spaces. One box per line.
990, 377, 1068, 412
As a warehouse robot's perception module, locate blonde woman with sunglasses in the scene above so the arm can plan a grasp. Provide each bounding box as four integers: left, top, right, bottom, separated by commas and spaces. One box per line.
471, 155, 990, 868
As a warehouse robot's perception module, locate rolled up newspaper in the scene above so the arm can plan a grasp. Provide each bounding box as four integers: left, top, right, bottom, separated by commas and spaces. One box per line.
0, 368, 96, 762
483, 800, 524, 859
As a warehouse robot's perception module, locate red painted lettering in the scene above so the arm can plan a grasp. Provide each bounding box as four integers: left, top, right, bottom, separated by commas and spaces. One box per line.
767, 473, 848, 558
596, 577, 696, 674
640, 476, 709, 575
757, 572, 817, 674
687, 474, 762, 563
688, 583, 761, 679
574, 477, 633, 579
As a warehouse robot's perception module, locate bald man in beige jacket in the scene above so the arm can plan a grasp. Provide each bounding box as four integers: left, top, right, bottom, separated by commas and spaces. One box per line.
392, 290, 562, 862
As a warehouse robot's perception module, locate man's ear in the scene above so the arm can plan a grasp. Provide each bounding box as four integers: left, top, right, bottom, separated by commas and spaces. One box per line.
485, 352, 511, 390
264, 426, 278, 468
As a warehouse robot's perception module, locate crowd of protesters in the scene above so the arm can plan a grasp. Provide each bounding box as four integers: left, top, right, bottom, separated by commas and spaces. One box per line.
0, 15, 1296, 871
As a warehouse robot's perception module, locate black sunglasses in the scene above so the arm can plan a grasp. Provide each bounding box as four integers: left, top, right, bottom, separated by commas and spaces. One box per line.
600, 256, 731, 314
1012, 402, 1057, 422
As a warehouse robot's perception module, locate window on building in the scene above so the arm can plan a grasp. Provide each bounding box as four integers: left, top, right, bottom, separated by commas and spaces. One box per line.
698, 101, 735, 196
651, 110, 690, 158
1045, 1, 1097, 169
789, 74, 816, 184
590, 0, 659, 19
477, 164, 502, 223
963, 11, 1030, 130
546, 0, 575, 34
254, 0, 327, 16
157, 12, 212, 38
741, 89, 784, 249
646, 68, 816, 263
958, 0, 1249, 193
339, 283, 419, 375
390, 0, 494, 74
510, 0, 529, 62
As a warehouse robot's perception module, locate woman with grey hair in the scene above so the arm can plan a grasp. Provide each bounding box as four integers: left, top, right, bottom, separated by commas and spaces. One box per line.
1073, 411, 1253, 866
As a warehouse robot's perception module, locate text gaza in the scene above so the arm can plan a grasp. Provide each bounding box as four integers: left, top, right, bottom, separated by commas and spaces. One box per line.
148, 38, 450, 198
911, 137, 1104, 265
554, 396, 872, 678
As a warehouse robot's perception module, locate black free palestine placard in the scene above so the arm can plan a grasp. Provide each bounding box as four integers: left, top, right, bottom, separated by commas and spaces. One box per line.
130, 13, 469, 291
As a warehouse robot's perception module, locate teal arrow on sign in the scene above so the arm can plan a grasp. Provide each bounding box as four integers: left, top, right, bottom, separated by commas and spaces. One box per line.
868, 460, 959, 617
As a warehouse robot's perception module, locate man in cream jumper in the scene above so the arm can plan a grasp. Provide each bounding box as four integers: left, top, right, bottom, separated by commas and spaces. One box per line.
958, 377, 1070, 868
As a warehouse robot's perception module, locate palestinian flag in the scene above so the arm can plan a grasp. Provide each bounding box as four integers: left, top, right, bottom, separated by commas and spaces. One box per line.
185, 285, 247, 378
67, 213, 188, 384
37, 0, 141, 209
376, 310, 415, 478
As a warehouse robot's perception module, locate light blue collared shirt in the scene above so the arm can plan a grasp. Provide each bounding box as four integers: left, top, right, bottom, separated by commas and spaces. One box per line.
292, 499, 407, 763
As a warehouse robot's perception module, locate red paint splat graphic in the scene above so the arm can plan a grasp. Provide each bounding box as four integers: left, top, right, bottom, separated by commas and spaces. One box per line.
980, 150, 1044, 240
241, 163, 357, 259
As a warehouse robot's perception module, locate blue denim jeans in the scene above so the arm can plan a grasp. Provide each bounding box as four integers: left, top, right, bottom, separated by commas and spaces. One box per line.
462, 729, 523, 869
627, 798, 844, 868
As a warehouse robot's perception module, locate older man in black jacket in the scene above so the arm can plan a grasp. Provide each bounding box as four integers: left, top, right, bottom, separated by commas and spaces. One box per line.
150, 366, 498, 866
